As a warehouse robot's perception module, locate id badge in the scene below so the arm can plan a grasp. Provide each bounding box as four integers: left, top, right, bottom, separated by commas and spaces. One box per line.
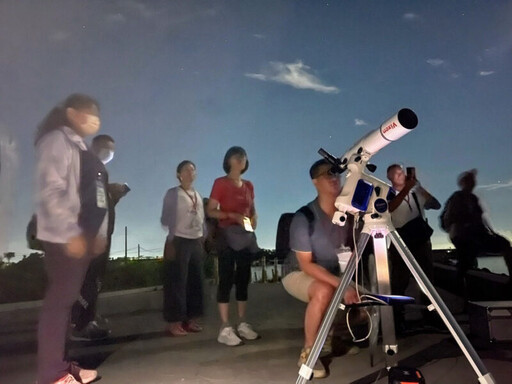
336, 246, 352, 273
96, 180, 107, 209
243, 217, 254, 232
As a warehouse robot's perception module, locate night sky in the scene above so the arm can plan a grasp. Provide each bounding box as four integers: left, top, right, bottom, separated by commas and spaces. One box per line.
1, 0, 511, 260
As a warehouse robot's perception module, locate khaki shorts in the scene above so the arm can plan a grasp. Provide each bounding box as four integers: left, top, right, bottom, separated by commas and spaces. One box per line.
282, 271, 364, 304
282, 271, 315, 303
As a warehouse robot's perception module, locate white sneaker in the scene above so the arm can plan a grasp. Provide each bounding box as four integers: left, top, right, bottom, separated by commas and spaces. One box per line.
237, 322, 259, 340
217, 326, 243, 346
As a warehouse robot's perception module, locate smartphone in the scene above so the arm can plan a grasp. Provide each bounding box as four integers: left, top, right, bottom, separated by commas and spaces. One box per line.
406, 167, 416, 179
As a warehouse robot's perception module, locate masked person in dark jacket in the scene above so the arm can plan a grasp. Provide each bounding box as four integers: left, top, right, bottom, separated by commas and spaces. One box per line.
70, 134, 129, 341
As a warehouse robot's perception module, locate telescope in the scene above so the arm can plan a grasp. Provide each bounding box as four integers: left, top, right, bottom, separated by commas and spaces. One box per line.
319, 108, 418, 225
299, 108, 497, 384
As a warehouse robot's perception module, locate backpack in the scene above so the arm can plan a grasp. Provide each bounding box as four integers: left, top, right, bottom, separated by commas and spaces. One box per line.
439, 195, 454, 232
277, 205, 315, 275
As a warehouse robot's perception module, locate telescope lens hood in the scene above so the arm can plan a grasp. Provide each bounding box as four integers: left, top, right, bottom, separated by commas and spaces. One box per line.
397, 108, 418, 130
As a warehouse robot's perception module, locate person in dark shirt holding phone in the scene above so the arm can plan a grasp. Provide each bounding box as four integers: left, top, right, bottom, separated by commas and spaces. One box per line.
386, 164, 441, 332
70, 134, 130, 341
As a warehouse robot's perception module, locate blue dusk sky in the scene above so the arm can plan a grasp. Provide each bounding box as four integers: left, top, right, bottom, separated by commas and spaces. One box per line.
1, 0, 511, 260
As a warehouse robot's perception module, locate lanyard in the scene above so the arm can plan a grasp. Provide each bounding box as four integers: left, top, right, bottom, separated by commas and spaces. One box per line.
180, 186, 197, 212
403, 194, 412, 211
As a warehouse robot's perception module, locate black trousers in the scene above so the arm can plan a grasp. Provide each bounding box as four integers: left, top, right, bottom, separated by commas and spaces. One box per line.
216, 247, 253, 303
38, 241, 93, 384
389, 240, 434, 324
162, 237, 204, 323
71, 240, 111, 330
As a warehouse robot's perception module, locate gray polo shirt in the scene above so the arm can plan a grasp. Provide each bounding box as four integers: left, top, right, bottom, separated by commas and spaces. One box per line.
290, 199, 354, 275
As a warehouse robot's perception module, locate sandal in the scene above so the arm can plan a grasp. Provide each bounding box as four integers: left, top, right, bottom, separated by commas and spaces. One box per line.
183, 321, 203, 333
165, 322, 188, 336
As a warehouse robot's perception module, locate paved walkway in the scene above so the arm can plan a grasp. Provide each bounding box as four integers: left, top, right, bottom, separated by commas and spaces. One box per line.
1, 283, 510, 384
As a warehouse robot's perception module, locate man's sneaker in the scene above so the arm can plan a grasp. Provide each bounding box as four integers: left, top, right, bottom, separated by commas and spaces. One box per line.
217, 326, 243, 346
297, 347, 327, 379
51, 373, 81, 384
237, 322, 259, 340
69, 362, 98, 384
70, 321, 110, 341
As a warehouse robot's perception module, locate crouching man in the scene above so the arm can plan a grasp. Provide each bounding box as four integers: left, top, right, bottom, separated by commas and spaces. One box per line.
282, 159, 360, 379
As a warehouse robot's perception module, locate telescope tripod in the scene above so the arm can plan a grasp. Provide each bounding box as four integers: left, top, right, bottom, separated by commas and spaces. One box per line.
295, 212, 496, 384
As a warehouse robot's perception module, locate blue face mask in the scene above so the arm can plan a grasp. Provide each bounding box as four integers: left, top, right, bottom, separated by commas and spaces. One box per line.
97, 148, 114, 164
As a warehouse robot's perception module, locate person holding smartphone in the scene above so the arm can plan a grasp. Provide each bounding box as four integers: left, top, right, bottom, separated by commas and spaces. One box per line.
70, 134, 130, 341
206, 146, 260, 346
386, 164, 441, 333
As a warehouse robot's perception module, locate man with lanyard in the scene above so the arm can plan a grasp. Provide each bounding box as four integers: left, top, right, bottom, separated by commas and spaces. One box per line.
386, 164, 441, 333
71, 134, 129, 340
282, 159, 360, 379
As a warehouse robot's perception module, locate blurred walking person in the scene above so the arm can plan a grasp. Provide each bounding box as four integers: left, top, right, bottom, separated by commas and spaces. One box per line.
442, 169, 512, 291
206, 146, 260, 346
161, 160, 206, 336
35, 94, 107, 384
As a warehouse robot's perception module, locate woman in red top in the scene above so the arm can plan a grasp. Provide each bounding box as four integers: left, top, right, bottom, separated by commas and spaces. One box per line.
207, 146, 260, 346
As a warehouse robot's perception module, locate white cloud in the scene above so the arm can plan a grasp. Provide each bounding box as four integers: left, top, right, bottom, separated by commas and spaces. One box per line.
121, 0, 158, 18
253, 34, 265, 39
354, 119, 367, 126
479, 70, 495, 76
106, 13, 126, 23
403, 13, 418, 21
245, 74, 266, 81
426, 58, 445, 67
49, 31, 69, 41
477, 179, 512, 191
245, 61, 340, 94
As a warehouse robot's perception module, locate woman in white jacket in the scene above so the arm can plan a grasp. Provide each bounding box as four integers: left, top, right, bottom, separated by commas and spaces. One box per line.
35, 94, 107, 384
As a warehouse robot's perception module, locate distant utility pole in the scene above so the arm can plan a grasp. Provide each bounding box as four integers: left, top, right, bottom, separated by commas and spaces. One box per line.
124, 226, 128, 261
138, 244, 140, 258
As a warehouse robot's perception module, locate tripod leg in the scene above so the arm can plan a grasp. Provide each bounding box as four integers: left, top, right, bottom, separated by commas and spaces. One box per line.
388, 231, 496, 384
296, 233, 371, 384
367, 252, 380, 367
372, 233, 398, 367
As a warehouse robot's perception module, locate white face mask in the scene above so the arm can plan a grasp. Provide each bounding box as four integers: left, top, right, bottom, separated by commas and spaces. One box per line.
97, 148, 114, 164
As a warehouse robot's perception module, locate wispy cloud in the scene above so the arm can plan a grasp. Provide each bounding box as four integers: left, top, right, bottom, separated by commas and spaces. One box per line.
106, 13, 126, 23
426, 58, 445, 67
479, 70, 495, 76
121, 0, 158, 18
477, 179, 512, 191
245, 61, 340, 94
354, 119, 367, 126
403, 13, 418, 21
49, 31, 69, 42
253, 34, 265, 39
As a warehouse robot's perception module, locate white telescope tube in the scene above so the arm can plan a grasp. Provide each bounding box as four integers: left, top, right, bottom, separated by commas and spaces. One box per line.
340, 108, 418, 165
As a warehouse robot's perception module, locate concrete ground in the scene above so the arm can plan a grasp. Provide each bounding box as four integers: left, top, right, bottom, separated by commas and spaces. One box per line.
1, 283, 510, 384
